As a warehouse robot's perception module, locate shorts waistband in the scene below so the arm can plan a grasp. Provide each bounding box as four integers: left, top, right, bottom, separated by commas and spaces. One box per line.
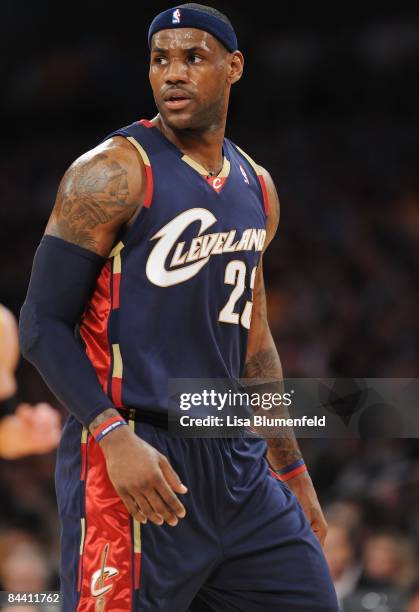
117, 407, 168, 429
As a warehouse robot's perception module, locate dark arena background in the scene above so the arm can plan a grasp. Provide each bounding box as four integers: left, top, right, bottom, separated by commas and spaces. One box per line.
1, 1, 419, 610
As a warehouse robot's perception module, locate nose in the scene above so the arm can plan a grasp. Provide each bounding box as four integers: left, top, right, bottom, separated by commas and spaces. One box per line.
164, 58, 188, 84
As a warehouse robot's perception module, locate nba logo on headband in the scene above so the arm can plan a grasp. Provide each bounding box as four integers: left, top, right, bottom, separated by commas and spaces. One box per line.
148, 7, 238, 52
172, 8, 181, 23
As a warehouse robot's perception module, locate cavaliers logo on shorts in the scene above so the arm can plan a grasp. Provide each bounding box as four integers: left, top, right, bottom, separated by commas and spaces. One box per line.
90, 544, 119, 612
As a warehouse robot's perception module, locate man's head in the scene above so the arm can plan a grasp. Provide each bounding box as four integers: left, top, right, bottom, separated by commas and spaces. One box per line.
148, 4, 244, 132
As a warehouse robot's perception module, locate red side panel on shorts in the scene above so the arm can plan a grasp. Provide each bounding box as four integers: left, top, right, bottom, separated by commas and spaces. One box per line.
79, 261, 112, 393
110, 377, 123, 408
112, 272, 121, 310
134, 554, 141, 590
77, 436, 133, 612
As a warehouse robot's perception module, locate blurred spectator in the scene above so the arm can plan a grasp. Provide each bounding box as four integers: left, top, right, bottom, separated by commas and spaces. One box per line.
361, 531, 417, 590
324, 521, 362, 602
1, 541, 50, 592
0, 304, 61, 459
0, 530, 56, 612
406, 581, 419, 612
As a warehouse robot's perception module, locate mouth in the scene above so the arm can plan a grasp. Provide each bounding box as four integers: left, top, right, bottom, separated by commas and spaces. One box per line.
162, 90, 193, 110
163, 97, 192, 110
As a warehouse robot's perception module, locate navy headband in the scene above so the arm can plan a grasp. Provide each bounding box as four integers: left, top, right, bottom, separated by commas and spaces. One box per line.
148, 6, 238, 52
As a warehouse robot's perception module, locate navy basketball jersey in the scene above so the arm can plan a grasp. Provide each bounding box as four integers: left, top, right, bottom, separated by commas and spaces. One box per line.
79, 119, 269, 416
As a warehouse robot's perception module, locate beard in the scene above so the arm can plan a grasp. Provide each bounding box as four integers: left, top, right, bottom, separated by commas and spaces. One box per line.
156, 91, 225, 135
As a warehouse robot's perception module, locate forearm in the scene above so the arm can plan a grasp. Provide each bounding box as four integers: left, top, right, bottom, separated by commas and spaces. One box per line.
243, 333, 303, 470
19, 236, 118, 429
21, 315, 117, 428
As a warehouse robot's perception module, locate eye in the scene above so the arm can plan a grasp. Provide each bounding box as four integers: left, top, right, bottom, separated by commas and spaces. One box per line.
188, 54, 202, 64
153, 56, 167, 65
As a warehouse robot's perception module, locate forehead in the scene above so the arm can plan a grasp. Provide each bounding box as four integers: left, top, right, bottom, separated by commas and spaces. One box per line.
150, 28, 220, 53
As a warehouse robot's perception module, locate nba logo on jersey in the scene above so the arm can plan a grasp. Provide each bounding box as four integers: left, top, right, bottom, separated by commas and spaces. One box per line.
172, 9, 181, 23
240, 164, 250, 184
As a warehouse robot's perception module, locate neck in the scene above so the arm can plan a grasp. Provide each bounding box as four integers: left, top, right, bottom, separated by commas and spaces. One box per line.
153, 114, 226, 176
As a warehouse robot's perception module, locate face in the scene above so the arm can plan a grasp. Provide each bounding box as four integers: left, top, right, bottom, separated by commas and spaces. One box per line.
323, 524, 354, 580
363, 535, 399, 580
149, 28, 243, 131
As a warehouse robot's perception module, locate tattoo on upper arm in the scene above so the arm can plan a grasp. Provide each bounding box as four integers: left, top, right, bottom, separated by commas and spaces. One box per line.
51, 153, 136, 251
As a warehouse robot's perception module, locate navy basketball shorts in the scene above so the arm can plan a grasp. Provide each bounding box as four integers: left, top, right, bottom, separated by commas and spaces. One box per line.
55, 416, 339, 611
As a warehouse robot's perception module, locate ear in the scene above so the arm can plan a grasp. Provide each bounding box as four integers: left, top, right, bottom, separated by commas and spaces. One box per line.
227, 50, 244, 85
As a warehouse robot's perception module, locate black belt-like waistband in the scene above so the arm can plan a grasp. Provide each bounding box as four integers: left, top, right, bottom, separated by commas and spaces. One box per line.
117, 407, 254, 438
117, 407, 168, 429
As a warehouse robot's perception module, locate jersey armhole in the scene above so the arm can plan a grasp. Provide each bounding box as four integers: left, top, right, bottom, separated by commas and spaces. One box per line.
101, 129, 155, 209
124, 136, 154, 209
231, 143, 269, 216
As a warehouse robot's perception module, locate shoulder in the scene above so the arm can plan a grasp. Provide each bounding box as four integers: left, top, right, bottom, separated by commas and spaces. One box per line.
45, 135, 148, 254
227, 139, 261, 175
228, 141, 279, 213
228, 140, 280, 248
60, 135, 146, 202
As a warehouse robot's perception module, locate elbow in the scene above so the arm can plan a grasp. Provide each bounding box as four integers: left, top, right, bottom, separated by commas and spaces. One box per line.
18, 300, 40, 361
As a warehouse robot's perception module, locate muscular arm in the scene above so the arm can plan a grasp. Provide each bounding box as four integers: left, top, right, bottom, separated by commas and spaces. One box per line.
44, 138, 144, 428
20, 138, 144, 427
243, 167, 328, 545
46, 137, 143, 255
20, 137, 187, 526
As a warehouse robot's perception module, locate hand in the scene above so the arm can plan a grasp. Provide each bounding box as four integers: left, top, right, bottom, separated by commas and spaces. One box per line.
0, 402, 61, 459
100, 425, 188, 528
285, 471, 328, 547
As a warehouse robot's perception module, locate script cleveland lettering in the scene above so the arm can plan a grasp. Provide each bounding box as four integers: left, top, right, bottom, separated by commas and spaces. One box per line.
146, 208, 266, 287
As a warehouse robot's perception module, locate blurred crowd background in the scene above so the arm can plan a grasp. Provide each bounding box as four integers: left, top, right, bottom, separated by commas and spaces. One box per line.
0, 1, 418, 610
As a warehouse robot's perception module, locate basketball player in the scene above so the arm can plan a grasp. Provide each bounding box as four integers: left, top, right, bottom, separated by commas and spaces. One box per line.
19, 4, 339, 611
0, 304, 60, 459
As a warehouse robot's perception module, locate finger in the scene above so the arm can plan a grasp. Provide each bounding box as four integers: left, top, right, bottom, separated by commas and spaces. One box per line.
147, 488, 179, 525
119, 492, 147, 524
150, 490, 179, 527
34, 402, 55, 411
135, 492, 164, 526
15, 402, 31, 412
159, 456, 188, 495
154, 494, 180, 527
32, 404, 60, 425
15, 404, 33, 420
318, 528, 327, 547
133, 503, 148, 525
312, 521, 327, 547
155, 476, 186, 519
